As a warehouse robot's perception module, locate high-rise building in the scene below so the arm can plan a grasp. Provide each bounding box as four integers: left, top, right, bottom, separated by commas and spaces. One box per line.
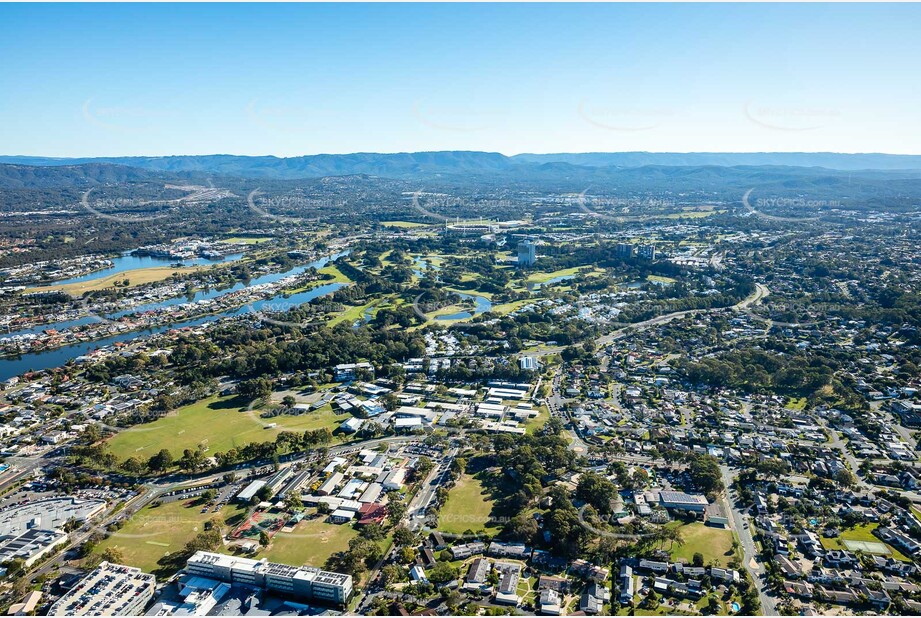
637, 244, 657, 260
518, 240, 537, 267
616, 243, 635, 258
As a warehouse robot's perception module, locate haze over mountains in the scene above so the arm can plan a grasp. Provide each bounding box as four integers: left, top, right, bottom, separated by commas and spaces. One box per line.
2, 151, 921, 183
2, 152, 921, 211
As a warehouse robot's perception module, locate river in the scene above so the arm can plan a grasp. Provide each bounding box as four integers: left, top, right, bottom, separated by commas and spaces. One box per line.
35, 251, 245, 288
0, 252, 348, 381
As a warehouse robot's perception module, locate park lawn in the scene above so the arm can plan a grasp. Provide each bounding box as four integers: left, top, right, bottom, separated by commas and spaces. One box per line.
260, 514, 359, 567
647, 274, 678, 285
668, 522, 738, 567
93, 498, 248, 575
524, 405, 550, 435
820, 523, 910, 561
106, 395, 350, 461
28, 265, 205, 295
785, 397, 807, 411
438, 473, 499, 535
381, 220, 428, 228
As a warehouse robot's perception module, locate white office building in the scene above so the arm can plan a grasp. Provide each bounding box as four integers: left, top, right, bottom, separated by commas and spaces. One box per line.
185, 551, 353, 605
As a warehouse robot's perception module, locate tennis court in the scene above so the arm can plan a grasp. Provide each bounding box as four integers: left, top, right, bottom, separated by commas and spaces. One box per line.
843, 540, 890, 554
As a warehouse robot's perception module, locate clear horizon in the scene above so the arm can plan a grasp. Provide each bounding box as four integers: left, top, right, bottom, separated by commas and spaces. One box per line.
3, 149, 921, 159
2, 3, 920, 157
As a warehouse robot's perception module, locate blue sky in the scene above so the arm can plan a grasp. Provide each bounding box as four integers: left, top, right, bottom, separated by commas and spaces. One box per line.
1, 3, 918, 157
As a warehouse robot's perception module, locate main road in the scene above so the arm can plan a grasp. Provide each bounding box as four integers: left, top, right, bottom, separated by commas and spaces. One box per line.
720, 465, 777, 616
528, 283, 769, 359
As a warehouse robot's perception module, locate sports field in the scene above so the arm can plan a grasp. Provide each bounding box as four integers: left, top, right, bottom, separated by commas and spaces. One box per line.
93, 498, 247, 575
106, 395, 350, 461
437, 473, 499, 534
260, 514, 359, 566
668, 522, 738, 567
381, 221, 428, 228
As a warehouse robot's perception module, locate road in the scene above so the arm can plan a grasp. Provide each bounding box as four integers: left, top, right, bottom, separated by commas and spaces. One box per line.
720, 465, 777, 616
22, 435, 423, 583
529, 283, 769, 359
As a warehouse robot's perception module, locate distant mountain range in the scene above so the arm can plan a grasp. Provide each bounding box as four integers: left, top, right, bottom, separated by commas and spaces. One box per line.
2, 151, 921, 183
512, 152, 921, 171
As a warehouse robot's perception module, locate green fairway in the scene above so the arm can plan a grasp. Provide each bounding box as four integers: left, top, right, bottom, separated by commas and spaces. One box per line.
437, 473, 499, 534
260, 513, 359, 567
668, 522, 738, 567
106, 395, 350, 461
489, 299, 533, 316
329, 300, 377, 326
647, 274, 678, 285
317, 264, 353, 283
94, 498, 248, 575
526, 266, 585, 284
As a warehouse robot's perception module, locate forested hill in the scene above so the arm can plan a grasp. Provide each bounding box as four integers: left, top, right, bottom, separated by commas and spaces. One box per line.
0, 162, 205, 189
3, 150, 921, 181
512, 151, 921, 171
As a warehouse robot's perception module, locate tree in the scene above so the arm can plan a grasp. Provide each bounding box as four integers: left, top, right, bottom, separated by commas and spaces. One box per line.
100, 546, 125, 564
387, 501, 407, 526
393, 526, 415, 547
283, 493, 303, 512
398, 546, 416, 564
360, 522, 384, 541
147, 448, 173, 472
122, 457, 145, 475
282, 395, 297, 408
428, 561, 459, 584
259, 531, 271, 547
687, 454, 724, 495
576, 471, 618, 514
239, 377, 273, 401
704, 595, 722, 615
380, 564, 404, 586
835, 468, 857, 488
693, 552, 705, 567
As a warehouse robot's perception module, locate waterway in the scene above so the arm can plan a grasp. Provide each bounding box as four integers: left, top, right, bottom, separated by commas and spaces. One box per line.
435, 292, 492, 321
0, 252, 348, 380
36, 251, 245, 287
